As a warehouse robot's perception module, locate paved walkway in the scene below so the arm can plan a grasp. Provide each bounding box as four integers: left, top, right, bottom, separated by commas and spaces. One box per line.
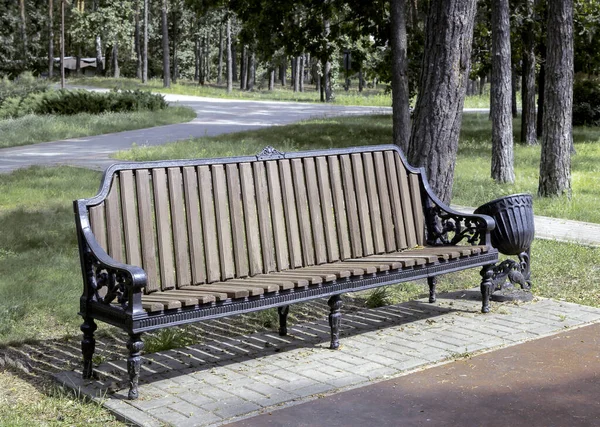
0, 93, 391, 173
56, 292, 600, 426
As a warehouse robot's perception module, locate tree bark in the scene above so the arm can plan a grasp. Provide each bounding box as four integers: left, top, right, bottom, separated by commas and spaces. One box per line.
161, 0, 170, 88
299, 54, 305, 92
281, 59, 287, 86
323, 18, 333, 102
390, 0, 411, 153
194, 38, 200, 81
60, 0, 65, 88
232, 41, 238, 82
226, 16, 232, 93
172, 6, 178, 83
491, 0, 515, 183
142, 0, 148, 83
240, 45, 247, 90
247, 51, 255, 91
135, 0, 142, 79
19, 0, 28, 66
511, 64, 518, 118
269, 69, 275, 90
112, 42, 120, 78
47, 0, 54, 78
293, 56, 300, 92
521, 0, 537, 145
538, 0, 573, 197
408, 0, 477, 204
217, 24, 223, 84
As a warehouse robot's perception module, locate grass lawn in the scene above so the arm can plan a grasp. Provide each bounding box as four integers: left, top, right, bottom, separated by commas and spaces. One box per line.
72, 76, 493, 109
0, 106, 195, 149
1, 112, 598, 424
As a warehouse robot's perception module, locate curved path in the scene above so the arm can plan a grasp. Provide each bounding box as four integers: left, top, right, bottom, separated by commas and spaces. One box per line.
0, 93, 391, 173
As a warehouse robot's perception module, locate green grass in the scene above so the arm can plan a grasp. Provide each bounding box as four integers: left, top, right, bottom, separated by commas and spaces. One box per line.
0, 106, 195, 149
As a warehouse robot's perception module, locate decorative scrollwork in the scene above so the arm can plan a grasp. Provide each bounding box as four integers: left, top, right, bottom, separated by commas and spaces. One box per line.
425, 200, 485, 246
491, 250, 532, 292
257, 146, 285, 160
84, 248, 129, 311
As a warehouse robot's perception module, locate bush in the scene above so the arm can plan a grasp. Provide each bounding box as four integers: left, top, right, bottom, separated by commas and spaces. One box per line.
573, 77, 600, 126
35, 89, 168, 115
0, 89, 168, 119
0, 72, 49, 107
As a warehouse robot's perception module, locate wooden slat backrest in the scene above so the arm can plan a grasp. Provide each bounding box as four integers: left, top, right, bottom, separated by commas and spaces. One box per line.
87, 148, 427, 293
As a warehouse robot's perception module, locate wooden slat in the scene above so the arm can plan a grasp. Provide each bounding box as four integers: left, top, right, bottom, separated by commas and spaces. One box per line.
279, 160, 303, 268
105, 176, 124, 262
198, 166, 221, 283
142, 301, 166, 312
241, 276, 295, 290
291, 158, 315, 265
253, 162, 276, 273
161, 289, 216, 304
120, 170, 142, 267
225, 279, 280, 293
316, 157, 339, 262
328, 156, 351, 259
373, 152, 396, 252
409, 173, 426, 246
288, 270, 337, 282
266, 161, 289, 271
358, 253, 431, 266
135, 170, 160, 293
363, 153, 385, 254
344, 259, 404, 270
349, 256, 418, 268
352, 153, 374, 256
340, 155, 362, 258
254, 272, 317, 286
197, 285, 252, 299
240, 163, 263, 276
141, 296, 181, 310
212, 165, 235, 280
299, 265, 355, 278
178, 286, 229, 301
304, 158, 327, 264
168, 168, 192, 287
144, 293, 198, 306
152, 169, 176, 290
384, 151, 408, 249
333, 262, 377, 274
182, 166, 206, 285
395, 154, 417, 247
226, 164, 249, 278
89, 203, 107, 252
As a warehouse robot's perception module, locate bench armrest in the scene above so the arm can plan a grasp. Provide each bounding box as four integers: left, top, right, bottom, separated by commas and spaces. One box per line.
423, 196, 495, 247
75, 200, 146, 317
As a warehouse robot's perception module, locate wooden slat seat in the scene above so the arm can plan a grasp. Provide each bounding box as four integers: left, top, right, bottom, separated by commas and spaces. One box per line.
75, 145, 501, 400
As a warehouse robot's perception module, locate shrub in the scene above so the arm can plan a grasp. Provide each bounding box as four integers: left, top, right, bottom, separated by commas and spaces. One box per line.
0, 72, 49, 107
573, 77, 600, 126
35, 89, 168, 115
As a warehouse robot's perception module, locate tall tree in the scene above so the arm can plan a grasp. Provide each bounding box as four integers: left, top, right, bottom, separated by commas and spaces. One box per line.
93, 0, 104, 75
135, 0, 142, 79
226, 15, 232, 93
19, 0, 28, 65
538, 0, 574, 197
390, 0, 411, 153
408, 0, 477, 204
491, 0, 515, 183
521, 0, 537, 145
48, 0, 54, 78
217, 23, 223, 84
161, 0, 171, 87
142, 0, 148, 83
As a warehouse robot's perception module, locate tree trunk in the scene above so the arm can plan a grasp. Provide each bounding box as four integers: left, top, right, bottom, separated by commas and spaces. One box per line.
226, 16, 232, 93
511, 64, 518, 118
161, 0, 170, 88
269, 69, 275, 90
172, 7, 178, 83
293, 56, 300, 92
60, 0, 65, 88
521, 0, 537, 145
135, 0, 142, 79
408, 0, 477, 204
95, 35, 104, 75
390, 0, 411, 153
299, 54, 305, 92
142, 0, 148, 83
232, 41, 237, 82
217, 24, 223, 85
19, 0, 28, 66
323, 18, 333, 102
247, 51, 255, 91
195, 38, 200, 81
538, 0, 573, 197
491, 0, 514, 183
112, 42, 120, 78
205, 32, 210, 82
281, 59, 287, 86
48, 0, 54, 78
240, 45, 247, 90
358, 69, 364, 92
76, 49, 81, 76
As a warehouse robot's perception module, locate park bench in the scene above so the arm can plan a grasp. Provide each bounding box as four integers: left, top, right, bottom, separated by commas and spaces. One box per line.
74, 144, 499, 400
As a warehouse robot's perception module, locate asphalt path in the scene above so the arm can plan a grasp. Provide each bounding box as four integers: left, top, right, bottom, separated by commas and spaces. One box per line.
0, 93, 392, 173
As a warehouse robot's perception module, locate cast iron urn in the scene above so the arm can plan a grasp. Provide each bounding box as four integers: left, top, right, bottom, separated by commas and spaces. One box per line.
474, 193, 534, 298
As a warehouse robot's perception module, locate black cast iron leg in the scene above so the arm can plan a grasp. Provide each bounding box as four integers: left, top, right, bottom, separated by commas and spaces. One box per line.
278, 305, 290, 336
126, 333, 144, 400
428, 276, 437, 303
81, 317, 97, 379
328, 294, 343, 350
480, 264, 494, 313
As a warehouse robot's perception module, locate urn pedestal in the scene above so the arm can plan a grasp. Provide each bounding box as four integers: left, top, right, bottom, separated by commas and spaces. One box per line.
474, 194, 535, 301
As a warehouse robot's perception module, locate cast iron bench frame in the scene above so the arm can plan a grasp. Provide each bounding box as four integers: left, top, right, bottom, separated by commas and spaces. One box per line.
74, 144, 499, 399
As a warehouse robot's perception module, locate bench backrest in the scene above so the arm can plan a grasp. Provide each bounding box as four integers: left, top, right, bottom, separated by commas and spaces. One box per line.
84, 146, 426, 293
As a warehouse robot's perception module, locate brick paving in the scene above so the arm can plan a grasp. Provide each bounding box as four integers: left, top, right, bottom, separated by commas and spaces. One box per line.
55, 290, 600, 427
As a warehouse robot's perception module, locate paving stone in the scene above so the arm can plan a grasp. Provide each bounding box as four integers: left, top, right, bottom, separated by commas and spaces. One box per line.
203, 399, 262, 420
